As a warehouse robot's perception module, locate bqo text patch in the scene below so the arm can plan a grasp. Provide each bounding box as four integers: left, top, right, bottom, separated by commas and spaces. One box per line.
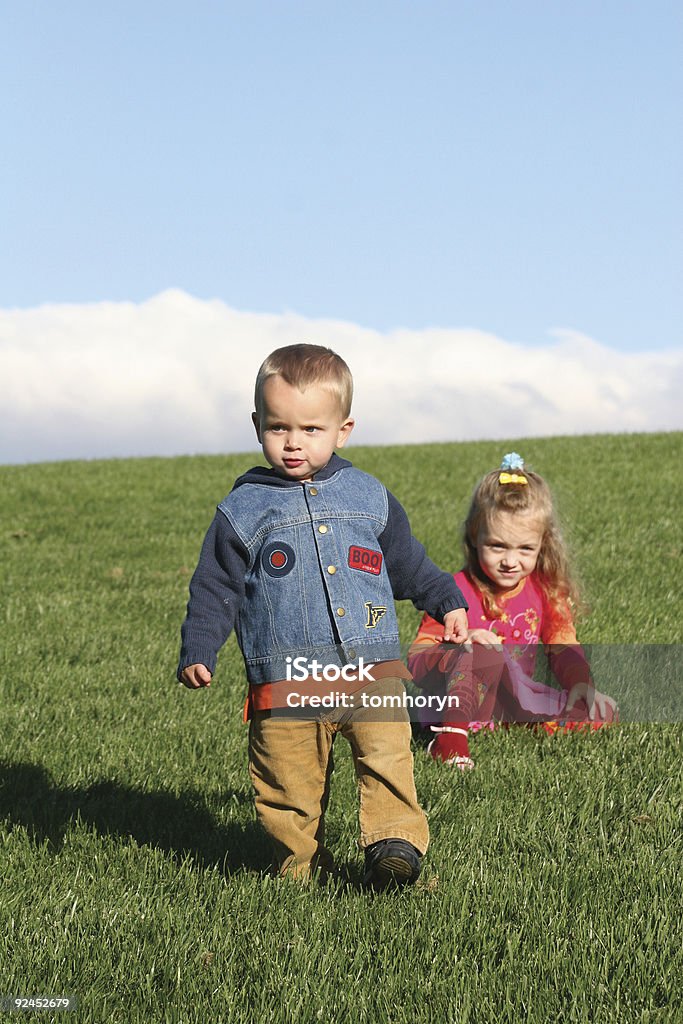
348, 546, 383, 575
262, 541, 296, 578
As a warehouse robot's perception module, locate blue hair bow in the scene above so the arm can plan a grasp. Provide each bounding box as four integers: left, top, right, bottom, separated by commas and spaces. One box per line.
500, 452, 525, 471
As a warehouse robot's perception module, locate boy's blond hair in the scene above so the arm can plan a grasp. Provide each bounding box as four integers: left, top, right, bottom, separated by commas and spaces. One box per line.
254, 344, 353, 419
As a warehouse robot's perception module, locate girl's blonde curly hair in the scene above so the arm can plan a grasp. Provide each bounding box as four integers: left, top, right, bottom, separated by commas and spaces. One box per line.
463, 456, 581, 620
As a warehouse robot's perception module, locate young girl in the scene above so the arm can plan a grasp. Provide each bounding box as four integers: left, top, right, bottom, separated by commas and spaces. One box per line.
408, 453, 618, 768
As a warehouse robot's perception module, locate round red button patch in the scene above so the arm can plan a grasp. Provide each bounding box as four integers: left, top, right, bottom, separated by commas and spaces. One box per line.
261, 541, 296, 578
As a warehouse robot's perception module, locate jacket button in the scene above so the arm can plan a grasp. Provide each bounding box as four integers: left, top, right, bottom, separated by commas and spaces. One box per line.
318, 525, 328, 534
309, 487, 318, 496
336, 607, 345, 616
347, 648, 356, 659
327, 565, 336, 574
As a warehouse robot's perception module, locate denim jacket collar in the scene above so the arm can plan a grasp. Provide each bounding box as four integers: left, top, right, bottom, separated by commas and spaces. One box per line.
234, 452, 353, 491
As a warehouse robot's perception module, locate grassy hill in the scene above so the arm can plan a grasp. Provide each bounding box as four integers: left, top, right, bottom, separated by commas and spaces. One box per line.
1, 433, 681, 1022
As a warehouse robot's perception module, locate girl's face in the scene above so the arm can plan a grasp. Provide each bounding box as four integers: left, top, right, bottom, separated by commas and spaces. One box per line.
476, 511, 544, 590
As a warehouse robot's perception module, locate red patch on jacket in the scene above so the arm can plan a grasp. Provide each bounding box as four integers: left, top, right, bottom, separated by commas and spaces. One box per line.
348, 546, 383, 575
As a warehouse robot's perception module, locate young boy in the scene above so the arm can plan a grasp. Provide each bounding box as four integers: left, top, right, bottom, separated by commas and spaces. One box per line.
178, 344, 468, 888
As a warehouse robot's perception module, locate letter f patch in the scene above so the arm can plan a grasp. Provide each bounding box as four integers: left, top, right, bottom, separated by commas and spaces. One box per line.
364, 602, 387, 629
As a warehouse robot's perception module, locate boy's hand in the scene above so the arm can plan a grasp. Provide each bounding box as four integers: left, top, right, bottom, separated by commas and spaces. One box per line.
180, 663, 213, 689
442, 608, 469, 644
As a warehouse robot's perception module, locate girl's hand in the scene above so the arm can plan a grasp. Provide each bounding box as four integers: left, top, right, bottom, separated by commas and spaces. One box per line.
442, 608, 469, 644
565, 682, 618, 721
468, 628, 502, 649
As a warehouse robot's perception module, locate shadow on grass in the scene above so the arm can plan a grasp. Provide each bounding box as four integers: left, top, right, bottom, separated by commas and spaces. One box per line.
0, 761, 271, 876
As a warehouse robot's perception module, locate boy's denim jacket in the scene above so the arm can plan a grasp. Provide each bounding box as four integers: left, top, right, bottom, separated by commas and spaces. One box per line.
178, 454, 466, 685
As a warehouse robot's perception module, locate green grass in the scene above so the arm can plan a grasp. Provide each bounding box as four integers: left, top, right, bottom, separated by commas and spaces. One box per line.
1, 433, 681, 1023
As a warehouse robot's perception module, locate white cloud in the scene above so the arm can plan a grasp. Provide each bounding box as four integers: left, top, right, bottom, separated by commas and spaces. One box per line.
1, 290, 681, 464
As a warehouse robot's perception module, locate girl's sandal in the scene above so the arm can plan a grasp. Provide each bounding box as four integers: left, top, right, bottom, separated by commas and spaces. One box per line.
427, 737, 475, 770
446, 755, 475, 771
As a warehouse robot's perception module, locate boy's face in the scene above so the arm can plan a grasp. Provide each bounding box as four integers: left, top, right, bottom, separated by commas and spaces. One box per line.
252, 375, 354, 481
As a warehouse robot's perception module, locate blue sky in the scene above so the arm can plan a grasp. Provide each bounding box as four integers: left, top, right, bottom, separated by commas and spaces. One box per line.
3, 0, 681, 351
2, 2, 682, 464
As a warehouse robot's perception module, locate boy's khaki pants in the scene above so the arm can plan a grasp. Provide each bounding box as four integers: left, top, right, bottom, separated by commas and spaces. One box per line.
248, 677, 429, 878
